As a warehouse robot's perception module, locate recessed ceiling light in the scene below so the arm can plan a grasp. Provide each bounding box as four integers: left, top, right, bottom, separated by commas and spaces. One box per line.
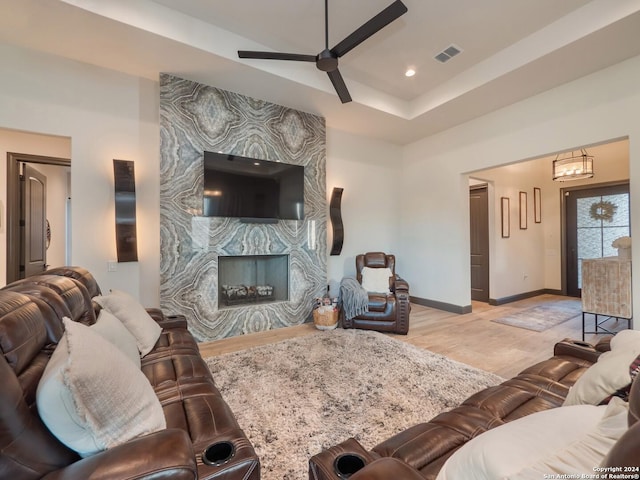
405, 68, 416, 77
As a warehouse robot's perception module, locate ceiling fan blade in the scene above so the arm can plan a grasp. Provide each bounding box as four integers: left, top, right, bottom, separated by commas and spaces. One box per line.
330, 0, 407, 58
327, 69, 352, 103
238, 51, 317, 62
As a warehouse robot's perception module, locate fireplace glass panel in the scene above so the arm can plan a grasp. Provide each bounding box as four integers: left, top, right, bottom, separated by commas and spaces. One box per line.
218, 255, 289, 308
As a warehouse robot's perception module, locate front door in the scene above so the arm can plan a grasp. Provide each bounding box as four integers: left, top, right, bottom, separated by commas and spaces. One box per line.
21, 163, 47, 278
470, 185, 490, 302
564, 183, 630, 296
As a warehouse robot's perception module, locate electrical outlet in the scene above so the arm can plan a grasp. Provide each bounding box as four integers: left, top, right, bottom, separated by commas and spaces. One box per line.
107, 260, 118, 272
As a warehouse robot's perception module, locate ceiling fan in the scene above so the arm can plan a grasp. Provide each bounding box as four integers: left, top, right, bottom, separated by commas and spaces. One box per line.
238, 0, 408, 104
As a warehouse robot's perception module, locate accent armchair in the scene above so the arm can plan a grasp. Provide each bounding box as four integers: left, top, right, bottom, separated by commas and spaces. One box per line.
341, 252, 411, 334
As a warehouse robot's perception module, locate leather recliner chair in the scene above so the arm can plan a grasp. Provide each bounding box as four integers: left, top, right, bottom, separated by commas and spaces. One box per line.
341, 252, 411, 334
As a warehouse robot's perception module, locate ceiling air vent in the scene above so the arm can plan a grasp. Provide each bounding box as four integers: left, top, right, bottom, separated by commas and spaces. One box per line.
435, 44, 462, 63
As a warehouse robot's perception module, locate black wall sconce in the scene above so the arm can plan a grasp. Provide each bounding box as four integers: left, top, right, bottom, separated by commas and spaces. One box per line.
329, 187, 344, 256
113, 159, 138, 262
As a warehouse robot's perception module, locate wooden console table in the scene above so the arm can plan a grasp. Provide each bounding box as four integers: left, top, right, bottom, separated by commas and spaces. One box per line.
581, 257, 632, 340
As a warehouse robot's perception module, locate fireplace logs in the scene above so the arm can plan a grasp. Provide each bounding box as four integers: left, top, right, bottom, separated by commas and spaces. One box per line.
221, 284, 275, 306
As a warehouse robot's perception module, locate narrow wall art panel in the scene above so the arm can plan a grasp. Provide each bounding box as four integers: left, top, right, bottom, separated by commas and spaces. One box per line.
113, 159, 138, 262
329, 187, 344, 256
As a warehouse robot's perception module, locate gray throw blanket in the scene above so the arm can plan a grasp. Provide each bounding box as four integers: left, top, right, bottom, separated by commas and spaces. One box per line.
339, 277, 369, 320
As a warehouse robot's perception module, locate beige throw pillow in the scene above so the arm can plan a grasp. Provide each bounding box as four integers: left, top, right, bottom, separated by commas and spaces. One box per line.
508, 398, 629, 478
563, 329, 640, 406
435, 400, 628, 480
90, 309, 141, 368
36, 318, 166, 457
93, 289, 162, 357
361, 267, 392, 294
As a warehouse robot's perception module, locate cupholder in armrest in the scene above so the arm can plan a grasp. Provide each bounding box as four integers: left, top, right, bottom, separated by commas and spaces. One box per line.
202, 441, 235, 467
334, 453, 366, 478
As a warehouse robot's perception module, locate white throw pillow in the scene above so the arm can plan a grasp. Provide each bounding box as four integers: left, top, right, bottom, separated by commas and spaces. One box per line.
508, 398, 629, 479
435, 400, 628, 480
90, 309, 141, 368
361, 267, 392, 294
564, 329, 640, 406
93, 289, 162, 357
37, 318, 166, 457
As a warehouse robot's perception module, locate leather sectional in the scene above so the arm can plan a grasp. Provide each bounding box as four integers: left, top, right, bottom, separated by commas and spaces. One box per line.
2, 265, 638, 480
310, 337, 639, 478
0, 267, 259, 480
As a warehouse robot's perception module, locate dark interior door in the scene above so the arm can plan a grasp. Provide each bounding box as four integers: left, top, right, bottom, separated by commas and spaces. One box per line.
470, 186, 490, 302
21, 163, 47, 278
565, 183, 630, 296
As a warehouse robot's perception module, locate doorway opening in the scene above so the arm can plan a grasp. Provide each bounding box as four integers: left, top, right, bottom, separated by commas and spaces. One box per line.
6, 152, 71, 284
467, 138, 628, 307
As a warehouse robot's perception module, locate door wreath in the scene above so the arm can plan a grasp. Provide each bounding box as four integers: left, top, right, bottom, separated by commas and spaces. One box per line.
589, 200, 617, 222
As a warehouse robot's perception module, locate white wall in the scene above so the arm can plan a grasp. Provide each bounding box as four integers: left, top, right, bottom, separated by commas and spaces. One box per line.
0, 129, 71, 285
0, 44, 160, 304
326, 128, 402, 295
0, 43, 400, 307
3, 40, 639, 322
402, 54, 640, 316
0, 43, 401, 307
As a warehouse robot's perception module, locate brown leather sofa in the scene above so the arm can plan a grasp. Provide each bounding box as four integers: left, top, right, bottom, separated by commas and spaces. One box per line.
0, 267, 259, 480
341, 252, 411, 334
310, 337, 639, 479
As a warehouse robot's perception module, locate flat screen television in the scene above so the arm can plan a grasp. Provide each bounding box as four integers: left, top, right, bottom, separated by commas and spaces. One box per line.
203, 151, 304, 221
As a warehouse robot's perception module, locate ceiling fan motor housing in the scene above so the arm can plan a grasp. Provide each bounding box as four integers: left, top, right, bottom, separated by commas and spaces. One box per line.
316, 49, 338, 72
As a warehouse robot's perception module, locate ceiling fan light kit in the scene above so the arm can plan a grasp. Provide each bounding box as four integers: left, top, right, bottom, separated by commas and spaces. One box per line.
238, 0, 408, 104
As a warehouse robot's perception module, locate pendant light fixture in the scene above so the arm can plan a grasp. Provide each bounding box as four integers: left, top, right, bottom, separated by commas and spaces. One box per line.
552, 148, 594, 182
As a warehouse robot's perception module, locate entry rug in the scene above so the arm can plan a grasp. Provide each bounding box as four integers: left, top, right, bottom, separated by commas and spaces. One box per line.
205, 329, 503, 480
491, 299, 582, 332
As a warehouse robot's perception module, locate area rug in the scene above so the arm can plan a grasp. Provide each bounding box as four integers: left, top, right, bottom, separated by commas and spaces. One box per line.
205, 329, 504, 480
491, 299, 581, 332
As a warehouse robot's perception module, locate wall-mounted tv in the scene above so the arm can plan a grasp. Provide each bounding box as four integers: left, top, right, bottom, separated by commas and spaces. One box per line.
203, 151, 304, 221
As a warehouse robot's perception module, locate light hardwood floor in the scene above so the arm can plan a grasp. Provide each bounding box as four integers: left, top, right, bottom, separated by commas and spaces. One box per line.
199, 294, 619, 378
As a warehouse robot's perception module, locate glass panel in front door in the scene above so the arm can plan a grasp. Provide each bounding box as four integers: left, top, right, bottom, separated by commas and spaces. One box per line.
575, 192, 630, 287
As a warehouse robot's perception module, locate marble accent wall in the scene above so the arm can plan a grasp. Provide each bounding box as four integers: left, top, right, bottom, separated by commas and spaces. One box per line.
159, 74, 327, 341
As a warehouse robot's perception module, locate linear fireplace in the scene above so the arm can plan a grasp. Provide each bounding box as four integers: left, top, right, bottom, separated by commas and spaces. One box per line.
218, 254, 289, 308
